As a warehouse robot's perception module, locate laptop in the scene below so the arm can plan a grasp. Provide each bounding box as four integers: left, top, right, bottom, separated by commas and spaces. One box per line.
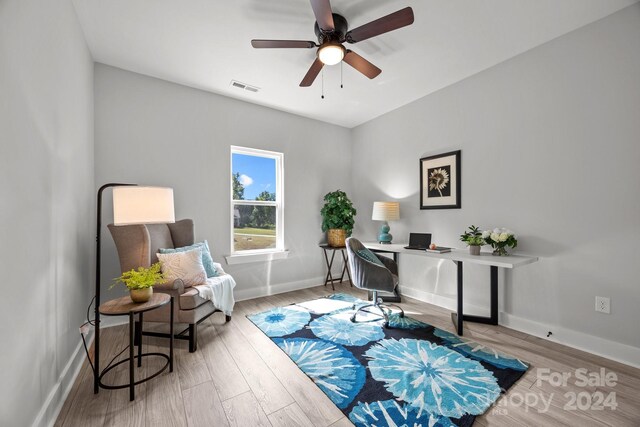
404, 233, 432, 250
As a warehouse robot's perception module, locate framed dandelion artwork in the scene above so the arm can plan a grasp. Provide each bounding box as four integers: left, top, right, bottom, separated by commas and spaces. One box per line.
420, 150, 461, 209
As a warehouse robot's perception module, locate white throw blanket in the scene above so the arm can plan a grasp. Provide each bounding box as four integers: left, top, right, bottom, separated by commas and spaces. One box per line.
194, 262, 236, 316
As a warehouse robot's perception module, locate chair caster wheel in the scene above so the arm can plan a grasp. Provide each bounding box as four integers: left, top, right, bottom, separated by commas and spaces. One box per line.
350, 315, 356, 323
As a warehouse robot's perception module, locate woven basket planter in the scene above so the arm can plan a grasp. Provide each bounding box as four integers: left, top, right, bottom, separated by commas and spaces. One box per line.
327, 229, 347, 247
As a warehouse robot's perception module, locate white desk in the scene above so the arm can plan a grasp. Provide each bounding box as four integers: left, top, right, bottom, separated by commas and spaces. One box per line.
363, 242, 538, 335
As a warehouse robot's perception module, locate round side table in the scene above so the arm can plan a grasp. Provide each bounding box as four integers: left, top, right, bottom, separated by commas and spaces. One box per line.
98, 293, 174, 401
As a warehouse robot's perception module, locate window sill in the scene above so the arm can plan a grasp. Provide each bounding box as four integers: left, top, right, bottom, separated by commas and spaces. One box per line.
224, 250, 290, 265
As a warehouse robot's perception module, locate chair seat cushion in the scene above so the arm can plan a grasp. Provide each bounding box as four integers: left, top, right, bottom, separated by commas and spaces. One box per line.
180, 273, 237, 313
180, 287, 210, 310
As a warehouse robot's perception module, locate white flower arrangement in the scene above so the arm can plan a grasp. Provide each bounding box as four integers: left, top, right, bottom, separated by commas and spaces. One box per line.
484, 228, 517, 255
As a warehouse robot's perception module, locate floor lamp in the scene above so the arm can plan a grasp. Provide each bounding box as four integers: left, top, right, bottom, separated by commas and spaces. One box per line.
94, 183, 175, 394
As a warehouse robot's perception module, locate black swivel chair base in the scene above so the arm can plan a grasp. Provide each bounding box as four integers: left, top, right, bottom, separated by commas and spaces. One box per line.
350, 290, 404, 328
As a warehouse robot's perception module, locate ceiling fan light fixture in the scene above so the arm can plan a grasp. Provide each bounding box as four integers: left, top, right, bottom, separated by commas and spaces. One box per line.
318, 43, 344, 65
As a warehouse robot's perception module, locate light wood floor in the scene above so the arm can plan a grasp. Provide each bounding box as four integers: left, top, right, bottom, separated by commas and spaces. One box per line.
55, 282, 640, 426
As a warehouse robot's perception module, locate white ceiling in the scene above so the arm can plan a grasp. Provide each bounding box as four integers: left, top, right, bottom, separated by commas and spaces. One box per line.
72, 0, 637, 128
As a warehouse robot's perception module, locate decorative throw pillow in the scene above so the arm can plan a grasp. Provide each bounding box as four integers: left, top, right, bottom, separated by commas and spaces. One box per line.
159, 240, 218, 277
157, 248, 207, 287
212, 262, 226, 276
357, 248, 384, 266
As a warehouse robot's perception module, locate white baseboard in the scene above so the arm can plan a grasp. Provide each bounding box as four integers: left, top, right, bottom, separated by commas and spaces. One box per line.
499, 313, 640, 369
235, 276, 325, 302
399, 285, 640, 369
33, 330, 94, 427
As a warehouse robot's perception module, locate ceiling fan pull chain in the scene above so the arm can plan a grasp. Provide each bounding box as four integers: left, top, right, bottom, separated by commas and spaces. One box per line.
321, 68, 325, 99
341, 61, 343, 88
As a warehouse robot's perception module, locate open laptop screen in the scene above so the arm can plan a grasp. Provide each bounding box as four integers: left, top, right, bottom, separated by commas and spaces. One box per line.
406, 233, 432, 249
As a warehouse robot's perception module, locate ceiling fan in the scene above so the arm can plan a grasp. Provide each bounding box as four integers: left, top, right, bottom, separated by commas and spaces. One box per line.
251, 0, 414, 87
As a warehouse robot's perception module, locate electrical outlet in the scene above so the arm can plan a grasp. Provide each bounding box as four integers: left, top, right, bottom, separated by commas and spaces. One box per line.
595, 296, 610, 314
79, 324, 90, 336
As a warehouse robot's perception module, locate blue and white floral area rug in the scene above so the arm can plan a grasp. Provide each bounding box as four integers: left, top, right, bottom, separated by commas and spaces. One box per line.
247, 293, 529, 427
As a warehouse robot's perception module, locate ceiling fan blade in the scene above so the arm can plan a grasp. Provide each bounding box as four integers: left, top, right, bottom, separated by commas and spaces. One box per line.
251, 39, 317, 49
345, 7, 414, 43
300, 58, 324, 87
343, 50, 381, 79
310, 0, 334, 32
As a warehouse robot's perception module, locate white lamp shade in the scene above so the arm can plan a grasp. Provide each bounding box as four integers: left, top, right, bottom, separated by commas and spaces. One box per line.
113, 186, 175, 225
372, 201, 400, 221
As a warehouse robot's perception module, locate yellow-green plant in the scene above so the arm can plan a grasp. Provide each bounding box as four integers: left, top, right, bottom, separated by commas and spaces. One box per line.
111, 262, 164, 290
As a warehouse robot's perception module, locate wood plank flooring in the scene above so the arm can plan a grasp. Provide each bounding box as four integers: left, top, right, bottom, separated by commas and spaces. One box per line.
55, 282, 640, 426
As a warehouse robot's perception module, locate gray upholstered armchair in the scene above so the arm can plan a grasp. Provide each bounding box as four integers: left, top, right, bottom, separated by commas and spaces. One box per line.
345, 237, 404, 327
108, 219, 229, 352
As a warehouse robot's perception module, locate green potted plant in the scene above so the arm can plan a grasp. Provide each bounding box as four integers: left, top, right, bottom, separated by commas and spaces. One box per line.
320, 190, 357, 247
111, 262, 164, 303
460, 225, 485, 255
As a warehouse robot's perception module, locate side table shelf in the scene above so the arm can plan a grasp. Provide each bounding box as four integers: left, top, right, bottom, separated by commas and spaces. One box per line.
98, 293, 174, 401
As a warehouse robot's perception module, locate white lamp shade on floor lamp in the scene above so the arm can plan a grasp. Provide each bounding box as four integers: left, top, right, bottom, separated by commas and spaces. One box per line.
113, 186, 175, 225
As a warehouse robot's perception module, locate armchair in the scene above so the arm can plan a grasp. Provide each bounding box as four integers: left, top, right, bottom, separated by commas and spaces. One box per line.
108, 219, 230, 352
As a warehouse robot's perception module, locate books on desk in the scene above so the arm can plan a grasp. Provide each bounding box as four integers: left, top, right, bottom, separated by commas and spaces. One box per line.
425, 246, 452, 253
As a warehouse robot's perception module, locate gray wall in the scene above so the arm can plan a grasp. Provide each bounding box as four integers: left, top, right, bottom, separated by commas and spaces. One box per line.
94, 64, 352, 304
0, 0, 95, 425
351, 5, 640, 356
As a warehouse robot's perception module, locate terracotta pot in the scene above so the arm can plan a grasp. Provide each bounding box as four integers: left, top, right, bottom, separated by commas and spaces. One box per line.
130, 287, 153, 303
327, 229, 347, 247
469, 245, 481, 256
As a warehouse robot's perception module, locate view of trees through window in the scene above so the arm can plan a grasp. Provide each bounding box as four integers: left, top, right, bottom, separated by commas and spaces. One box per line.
231, 150, 281, 252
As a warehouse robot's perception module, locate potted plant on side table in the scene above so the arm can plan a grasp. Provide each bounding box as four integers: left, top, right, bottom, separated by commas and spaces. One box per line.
111, 262, 164, 303
321, 190, 357, 247
460, 225, 485, 255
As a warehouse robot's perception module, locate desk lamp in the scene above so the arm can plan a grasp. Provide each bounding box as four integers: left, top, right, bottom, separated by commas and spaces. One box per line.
372, 201, 399, 244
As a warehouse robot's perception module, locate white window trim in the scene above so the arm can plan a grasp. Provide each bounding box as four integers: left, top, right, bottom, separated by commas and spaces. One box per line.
227, 146, 285, 264
225, 250, 289, 265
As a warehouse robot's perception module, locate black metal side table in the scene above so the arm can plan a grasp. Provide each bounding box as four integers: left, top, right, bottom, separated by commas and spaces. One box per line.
319, 244, 353, 290
98, 293, 174, 401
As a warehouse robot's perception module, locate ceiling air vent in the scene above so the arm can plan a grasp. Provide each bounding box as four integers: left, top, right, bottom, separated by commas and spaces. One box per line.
230, 80, 260, 93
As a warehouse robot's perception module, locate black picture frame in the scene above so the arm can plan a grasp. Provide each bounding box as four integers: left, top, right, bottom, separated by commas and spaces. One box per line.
420, 150, 461, 209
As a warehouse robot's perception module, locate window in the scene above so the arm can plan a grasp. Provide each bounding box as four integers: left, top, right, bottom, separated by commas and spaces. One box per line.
230, 146, 284, 254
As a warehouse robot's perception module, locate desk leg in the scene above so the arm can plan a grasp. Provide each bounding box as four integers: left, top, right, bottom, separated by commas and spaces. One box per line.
453, 265, 500, 335
490, 266, 498, 324
450, 261, 464, 335
129, 311, 135, 401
